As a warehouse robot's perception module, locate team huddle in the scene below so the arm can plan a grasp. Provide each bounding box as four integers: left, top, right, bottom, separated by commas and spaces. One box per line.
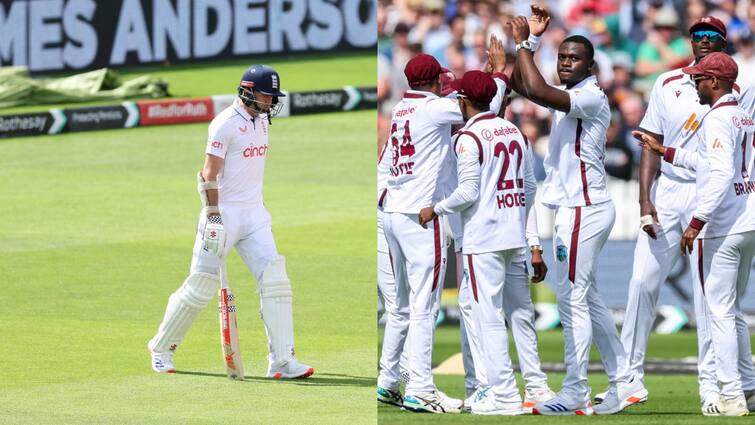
377, 6, 755, 417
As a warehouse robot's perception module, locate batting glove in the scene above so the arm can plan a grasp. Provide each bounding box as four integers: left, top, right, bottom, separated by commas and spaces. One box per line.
203, 215, 227, 257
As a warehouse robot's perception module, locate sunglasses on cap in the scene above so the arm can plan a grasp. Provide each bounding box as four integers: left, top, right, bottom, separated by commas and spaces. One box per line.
691, 30, 724, 42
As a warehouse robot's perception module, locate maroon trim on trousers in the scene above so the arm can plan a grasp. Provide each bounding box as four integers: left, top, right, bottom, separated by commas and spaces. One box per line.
378, 188, 388, 208
388, 250, 395, 276
575, 119, 592, 206
467, 255, 479, 302
432, 218, 442, 291
663, 147, 676, 164
568, 206, 582, 283
712, 100, 738, 110
403, 92, 427, 99
689, 216, 707, 230
698, 239, 705, 295
662, 73, 684, 86
456, 130, 484, 165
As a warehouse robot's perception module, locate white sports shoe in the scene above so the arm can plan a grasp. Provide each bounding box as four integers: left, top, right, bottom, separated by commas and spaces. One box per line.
594, 379, 648, 415
470, 390, 523, 416
267, 358, 314, 379
463, 387, 489, 412
403, 390, 462, 414
594, 387, 608, 404
151, 351, 175, 373
702, 392, 722, 416
532, 391, 593, 416
523, 387, 556, 414
719, 395, 749, 416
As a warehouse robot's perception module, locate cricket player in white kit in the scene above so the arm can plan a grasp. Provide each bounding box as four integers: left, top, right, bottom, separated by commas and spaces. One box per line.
509, 11, 635, 415
377, 53, 508, 413
635, 52, 755, 416
419, 70, 537, 415
452, 36, 555, 413
609, 16, 755, 415
148, 65, 313, 379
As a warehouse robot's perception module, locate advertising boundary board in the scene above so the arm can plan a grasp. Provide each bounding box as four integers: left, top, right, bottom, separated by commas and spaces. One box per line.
0, 0, 377, 73
0, 86, 376, 138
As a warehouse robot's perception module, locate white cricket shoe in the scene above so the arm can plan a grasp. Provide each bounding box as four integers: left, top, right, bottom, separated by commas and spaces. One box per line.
470, 391, 523, 416
267, 358, 314, 379
719, 395, 749, 416
523, 387, 556, 414
702, 392, 722, 416
594, 387, 608, 404
150, 351, 175, 374
532, 391, 594, 416
463, 387, 489, 412
745, 389, 755, 412
403, 390, 462, 414
594, 379, 648, 415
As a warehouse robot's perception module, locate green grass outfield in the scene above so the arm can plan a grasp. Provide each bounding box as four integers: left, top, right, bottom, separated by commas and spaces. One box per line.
3, 52, 375, 115
0, 54, 375, 424
379, 327, 755, 424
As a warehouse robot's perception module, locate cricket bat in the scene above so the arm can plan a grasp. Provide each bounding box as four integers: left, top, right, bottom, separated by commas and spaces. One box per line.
218, 263, 244, 380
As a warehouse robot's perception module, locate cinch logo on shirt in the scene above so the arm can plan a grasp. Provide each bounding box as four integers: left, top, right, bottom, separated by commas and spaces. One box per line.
243, 144, 268, 158
211, 141, 223, 149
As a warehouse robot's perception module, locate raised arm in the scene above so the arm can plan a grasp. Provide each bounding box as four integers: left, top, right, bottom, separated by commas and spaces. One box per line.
509, 16, 571, 112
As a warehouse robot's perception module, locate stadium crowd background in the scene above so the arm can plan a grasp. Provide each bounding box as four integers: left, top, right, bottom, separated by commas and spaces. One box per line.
377, 0, 755, 182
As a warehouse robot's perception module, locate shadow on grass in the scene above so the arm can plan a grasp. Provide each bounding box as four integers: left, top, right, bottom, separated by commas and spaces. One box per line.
175, 370, 374, 387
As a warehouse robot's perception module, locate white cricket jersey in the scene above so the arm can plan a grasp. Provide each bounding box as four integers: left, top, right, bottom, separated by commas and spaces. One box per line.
382, 90, 465, 214
206, 100, 269, 206
641, 67, 754, 182
664, 94, 755, 239
541, 75, 611, 208
434, 111, 536, 254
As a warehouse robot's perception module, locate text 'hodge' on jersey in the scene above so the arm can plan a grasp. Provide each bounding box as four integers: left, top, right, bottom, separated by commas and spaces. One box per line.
435, 111, 535, 254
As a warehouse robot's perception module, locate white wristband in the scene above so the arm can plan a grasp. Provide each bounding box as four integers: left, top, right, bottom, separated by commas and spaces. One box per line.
527, 34, 542, 52
640, 214, 655, 228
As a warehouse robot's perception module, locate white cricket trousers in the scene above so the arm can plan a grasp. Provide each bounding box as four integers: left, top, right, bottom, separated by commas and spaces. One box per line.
377, 210, 409, 389
697, 231, 755, 399
553, 201, 628, 400
191, 204, 279, 282
459, 253, 549, 395
381, 212, 447, 394
464, 249, 544, 402
620, 176, 718, 399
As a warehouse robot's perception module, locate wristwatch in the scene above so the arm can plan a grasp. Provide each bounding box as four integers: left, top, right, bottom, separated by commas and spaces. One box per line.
530, 245, 543, 254
515, 40, 534, 52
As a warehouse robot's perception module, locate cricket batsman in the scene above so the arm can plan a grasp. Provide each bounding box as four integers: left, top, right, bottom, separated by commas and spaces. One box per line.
147, 64, 314, 379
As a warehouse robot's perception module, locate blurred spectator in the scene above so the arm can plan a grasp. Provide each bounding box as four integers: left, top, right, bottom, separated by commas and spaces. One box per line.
635, 7, 693, 91
377, 0, 754, 180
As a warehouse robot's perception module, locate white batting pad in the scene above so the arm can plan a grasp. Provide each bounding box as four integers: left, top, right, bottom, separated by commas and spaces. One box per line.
149, 272, 219, 354
259, 256, 295, 364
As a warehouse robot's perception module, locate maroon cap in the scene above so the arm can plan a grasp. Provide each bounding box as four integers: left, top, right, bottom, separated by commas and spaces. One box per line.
682, 51, 738, 81
689, 16, 727, 38
450, 70, 497, 105
404, 54, 450, 86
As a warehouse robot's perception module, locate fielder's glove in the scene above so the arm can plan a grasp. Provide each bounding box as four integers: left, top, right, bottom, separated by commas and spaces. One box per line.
203, 215, 226, 257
